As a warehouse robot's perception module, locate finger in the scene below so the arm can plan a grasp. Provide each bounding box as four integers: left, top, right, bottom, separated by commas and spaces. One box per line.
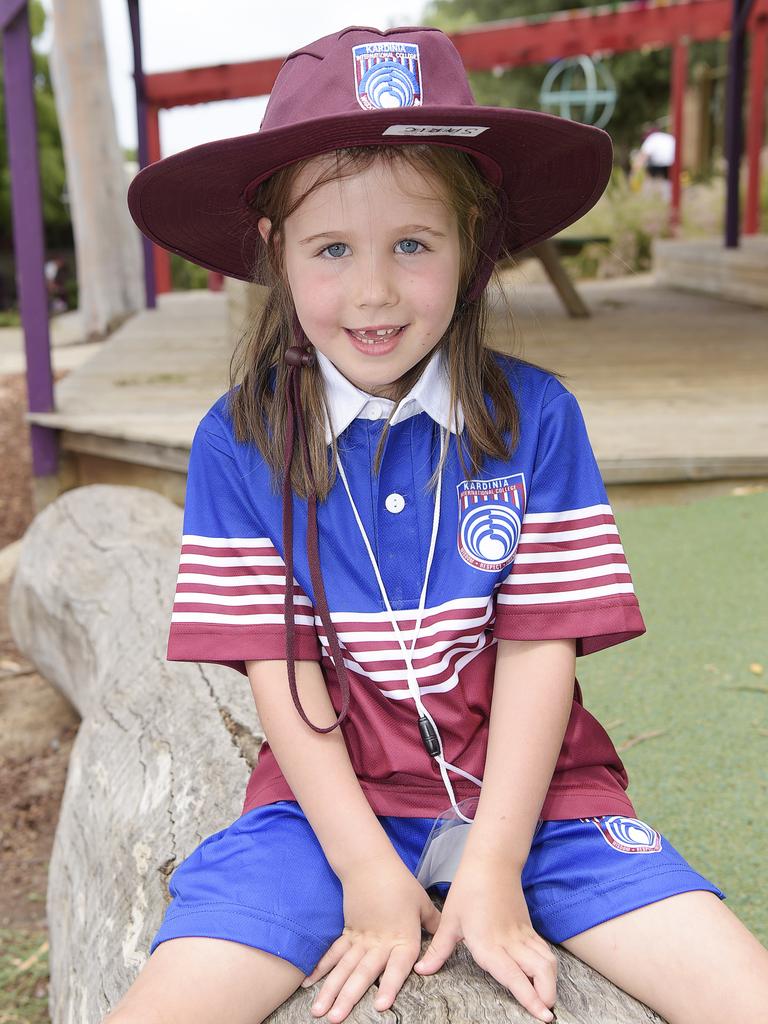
373, 943, 421, 1011
323, 946, 390, 1024
413, 922, 460, 975
302, 935, 353, 988
523, 934, 559, 983
523, 931, 558, 963
473, 947, 555, 1023
508, 942, 558, 1010
420, 896, 442, 936
310, 946, 367, 1019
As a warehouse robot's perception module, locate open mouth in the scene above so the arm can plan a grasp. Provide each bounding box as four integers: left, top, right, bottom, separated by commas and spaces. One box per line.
346, 326, 406, 345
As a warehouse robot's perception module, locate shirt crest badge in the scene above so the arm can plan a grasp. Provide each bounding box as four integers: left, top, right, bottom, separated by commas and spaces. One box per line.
456, 473, 526, 572
582, 816, 663, 854
352, 42, 423, 111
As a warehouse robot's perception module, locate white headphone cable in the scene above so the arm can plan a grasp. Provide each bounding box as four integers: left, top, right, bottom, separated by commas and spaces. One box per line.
333, 424, 480, 824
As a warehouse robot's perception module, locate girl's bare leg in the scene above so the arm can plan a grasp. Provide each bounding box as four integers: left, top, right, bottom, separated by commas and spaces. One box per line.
560, 890, 768, 1024
103, 936, 306, 1024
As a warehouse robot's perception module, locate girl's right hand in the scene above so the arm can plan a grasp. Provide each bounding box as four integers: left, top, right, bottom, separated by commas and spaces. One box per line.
301, 853, 441, 1023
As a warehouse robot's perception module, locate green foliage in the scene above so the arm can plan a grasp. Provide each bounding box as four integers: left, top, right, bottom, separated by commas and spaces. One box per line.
554, 166, 767, 279
555, 165, 670, 277
171, 253, 211, 291
0, 2, 72, 248
0, 927, 50, 1024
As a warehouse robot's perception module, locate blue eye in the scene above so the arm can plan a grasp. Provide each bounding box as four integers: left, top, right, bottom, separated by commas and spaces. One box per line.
396, 239, 425, 254
322, 242, 349, 259
318, 238, 427, 258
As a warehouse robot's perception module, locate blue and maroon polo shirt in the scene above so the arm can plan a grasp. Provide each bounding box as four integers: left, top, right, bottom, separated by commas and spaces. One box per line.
167, 349, 645, 820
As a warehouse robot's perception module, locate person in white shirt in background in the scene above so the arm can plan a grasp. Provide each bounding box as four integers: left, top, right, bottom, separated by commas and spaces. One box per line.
631, 120, 676, 196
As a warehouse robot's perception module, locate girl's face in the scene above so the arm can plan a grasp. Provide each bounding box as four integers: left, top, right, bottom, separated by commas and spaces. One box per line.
258, 156, 462, 400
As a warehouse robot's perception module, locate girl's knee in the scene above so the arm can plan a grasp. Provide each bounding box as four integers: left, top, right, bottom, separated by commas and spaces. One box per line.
101, 937, 305, 1024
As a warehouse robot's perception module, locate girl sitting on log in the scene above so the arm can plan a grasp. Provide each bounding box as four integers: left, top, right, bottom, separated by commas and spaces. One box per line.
117, 24, 768, 1024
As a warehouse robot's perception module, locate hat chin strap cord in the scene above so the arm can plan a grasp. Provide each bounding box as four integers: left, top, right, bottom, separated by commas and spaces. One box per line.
334, 425, 481, 825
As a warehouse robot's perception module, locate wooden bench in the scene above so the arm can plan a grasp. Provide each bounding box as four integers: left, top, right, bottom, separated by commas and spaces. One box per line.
501, 235, 612, 318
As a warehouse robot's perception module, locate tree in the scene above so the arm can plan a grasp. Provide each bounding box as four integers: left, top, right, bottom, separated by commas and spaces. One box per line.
49, 0, 143, 339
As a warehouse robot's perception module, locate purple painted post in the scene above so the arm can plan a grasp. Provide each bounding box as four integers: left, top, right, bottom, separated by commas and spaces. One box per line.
2, 0, 59, 477
723, 0, 755, 247
127, 0, 156, 309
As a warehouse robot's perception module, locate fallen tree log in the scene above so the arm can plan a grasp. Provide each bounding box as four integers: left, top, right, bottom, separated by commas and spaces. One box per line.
8, 484, 664, 1024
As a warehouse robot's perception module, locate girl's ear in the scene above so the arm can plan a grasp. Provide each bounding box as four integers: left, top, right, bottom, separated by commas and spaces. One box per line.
257, 216, 272, 244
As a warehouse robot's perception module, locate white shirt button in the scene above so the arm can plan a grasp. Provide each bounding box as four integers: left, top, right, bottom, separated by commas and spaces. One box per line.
367, 403, 382, 419
385, 492, 406, 513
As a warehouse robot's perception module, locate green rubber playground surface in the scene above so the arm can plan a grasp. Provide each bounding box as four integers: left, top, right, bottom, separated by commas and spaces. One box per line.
579, 488, 768, 943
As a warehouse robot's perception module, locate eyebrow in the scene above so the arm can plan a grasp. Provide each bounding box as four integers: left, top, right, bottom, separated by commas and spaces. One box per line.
298, 224, 447, 246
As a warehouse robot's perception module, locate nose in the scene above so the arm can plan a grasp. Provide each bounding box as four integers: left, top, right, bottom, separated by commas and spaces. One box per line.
352, 247, 398, 310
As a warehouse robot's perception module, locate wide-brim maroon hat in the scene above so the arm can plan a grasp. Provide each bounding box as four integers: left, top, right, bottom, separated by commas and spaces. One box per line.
127, 24, 613, 284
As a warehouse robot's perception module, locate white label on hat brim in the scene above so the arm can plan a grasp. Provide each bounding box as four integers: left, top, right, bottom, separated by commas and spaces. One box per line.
382, 124, 489, 137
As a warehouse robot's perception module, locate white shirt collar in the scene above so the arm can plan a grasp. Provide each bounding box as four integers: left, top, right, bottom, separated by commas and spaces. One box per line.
315, 347, 465, 444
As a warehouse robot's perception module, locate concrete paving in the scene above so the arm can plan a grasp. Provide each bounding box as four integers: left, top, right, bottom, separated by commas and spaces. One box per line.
18, 273, 768, 484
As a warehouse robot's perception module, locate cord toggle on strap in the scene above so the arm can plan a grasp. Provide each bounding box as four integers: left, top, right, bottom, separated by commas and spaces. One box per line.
419, 715, 441, 757
285, 345, 315, 367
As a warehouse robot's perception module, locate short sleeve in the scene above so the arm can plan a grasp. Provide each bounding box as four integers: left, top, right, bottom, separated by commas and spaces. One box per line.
166, 422, 321, 675
493, 390, 645, 655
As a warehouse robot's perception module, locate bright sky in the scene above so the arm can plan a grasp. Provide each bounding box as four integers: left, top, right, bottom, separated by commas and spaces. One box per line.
37, 0, 429, 156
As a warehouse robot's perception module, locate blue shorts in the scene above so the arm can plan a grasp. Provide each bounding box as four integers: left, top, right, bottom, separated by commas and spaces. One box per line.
150, 800, 725, 975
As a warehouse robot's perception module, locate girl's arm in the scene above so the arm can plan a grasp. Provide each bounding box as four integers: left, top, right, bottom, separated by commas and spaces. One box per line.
246, 658, 404, 878
249, 658, 442, 1021
413, 638, 576, 1024
462, 637, 576, 869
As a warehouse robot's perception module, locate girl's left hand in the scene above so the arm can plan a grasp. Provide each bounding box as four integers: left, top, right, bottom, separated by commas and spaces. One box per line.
412, 861, 558, 1023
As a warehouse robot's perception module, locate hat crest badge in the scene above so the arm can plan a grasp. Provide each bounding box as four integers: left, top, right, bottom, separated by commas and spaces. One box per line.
352, 42, 423, 110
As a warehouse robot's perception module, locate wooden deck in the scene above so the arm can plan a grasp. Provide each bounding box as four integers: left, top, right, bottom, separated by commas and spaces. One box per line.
487, 270, 768, 482
652, 234, 768, 309
25, 272, 768, 500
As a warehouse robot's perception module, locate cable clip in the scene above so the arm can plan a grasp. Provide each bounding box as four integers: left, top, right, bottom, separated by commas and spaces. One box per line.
418, 715, 441, 757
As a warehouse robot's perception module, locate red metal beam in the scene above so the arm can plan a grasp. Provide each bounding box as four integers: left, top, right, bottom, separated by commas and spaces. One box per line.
745, 12, 767, 232
143, 0, 768, 109
669, 38, 688, 233
145, 57, 284, 108
145, 104, 172, 294
453, 0, 739, 67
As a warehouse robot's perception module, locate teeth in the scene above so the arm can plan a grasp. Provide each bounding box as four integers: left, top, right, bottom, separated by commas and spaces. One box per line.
351, 327, 401, 343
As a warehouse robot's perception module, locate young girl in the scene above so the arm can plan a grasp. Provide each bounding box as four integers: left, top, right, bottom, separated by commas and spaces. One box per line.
119, 24, 768, 1024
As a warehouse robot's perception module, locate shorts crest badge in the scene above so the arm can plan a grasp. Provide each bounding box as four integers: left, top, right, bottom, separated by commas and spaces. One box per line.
456, 473, 526, 572
582, 816, 663, 854
352, 42, 423, 110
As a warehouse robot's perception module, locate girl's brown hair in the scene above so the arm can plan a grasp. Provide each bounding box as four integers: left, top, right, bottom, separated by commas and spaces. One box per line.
228, 144, 523, 501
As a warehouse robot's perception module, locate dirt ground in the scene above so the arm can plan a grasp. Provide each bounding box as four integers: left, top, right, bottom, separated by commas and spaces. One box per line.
0, 373, 80, 954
